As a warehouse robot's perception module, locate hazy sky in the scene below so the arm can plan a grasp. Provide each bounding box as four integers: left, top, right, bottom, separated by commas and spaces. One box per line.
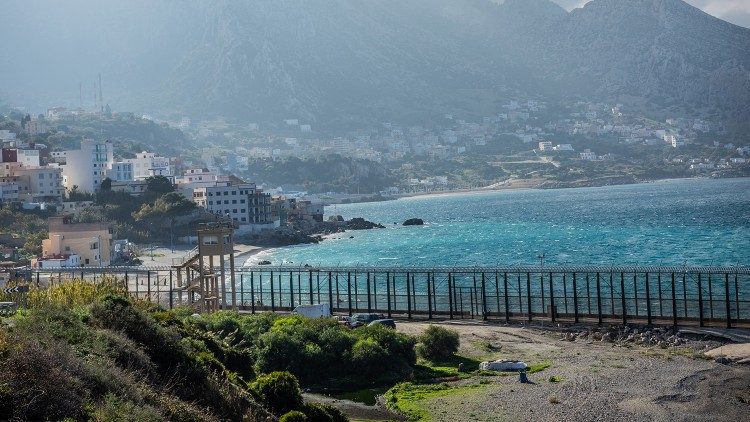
552, 0, 750, 28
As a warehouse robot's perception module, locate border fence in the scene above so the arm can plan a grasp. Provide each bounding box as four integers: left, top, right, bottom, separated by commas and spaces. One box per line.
10, 265, 750, 328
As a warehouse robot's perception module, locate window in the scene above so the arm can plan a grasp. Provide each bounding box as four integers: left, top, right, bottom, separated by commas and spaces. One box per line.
202, 235, 219, 245
232, 200, 237, 204
241, 217, 247, 222
224, 200, 229, 204
233, 209, 237, 213
240, 199, 246, 204
208, 201, 213, 205
90, 242, 98, 250
85, 259, 90, 264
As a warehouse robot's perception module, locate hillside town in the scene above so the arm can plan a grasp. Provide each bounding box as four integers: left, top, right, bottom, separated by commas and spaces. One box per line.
1, 97, 749, 269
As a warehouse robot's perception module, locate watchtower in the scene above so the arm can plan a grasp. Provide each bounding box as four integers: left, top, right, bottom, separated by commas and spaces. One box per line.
174, 222, 238, 312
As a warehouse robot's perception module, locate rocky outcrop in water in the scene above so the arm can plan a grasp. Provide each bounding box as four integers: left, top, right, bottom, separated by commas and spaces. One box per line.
402, 218, 424, 226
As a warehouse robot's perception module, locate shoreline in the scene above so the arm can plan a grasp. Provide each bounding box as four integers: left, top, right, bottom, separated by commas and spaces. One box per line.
367, 175, 744, 203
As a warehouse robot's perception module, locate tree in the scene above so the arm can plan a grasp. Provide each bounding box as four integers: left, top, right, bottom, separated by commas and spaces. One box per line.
100, 177, 112, 191
133, 192, 196, 251
144, 175, 174, 195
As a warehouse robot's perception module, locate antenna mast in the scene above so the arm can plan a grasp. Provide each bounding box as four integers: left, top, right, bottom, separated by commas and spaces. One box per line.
98, 73, 103, 113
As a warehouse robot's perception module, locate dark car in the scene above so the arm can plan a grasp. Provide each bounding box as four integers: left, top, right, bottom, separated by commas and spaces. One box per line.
368, 319, 396, 329
349, 313, 386, 328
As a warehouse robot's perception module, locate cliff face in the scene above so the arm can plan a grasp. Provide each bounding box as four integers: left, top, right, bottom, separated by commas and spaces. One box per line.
2, 0, 748, 131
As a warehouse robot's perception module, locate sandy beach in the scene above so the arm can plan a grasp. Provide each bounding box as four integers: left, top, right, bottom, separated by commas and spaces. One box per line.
136, 243, 267, 268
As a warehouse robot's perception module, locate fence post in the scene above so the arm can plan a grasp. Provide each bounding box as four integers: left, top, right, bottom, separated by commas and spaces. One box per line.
290, 272, 295, 311
596, 272, 602, 325
406, 272, 412, 319
250, 272, 255, 314
503, 272, 510, 322
548, 272, 555, 322
169, 270, 174, 309
347, 272, 353, 317
526, 272, 532, 322
367, 272, 372, 313
671, 273, 677, 327
448, 272, 453, 320
239, 273, 244, 309
645, 272, 652, 325
573, 272, 579, 323
698, 273, 704, 327
328, 272, 333, 315
620, 272, 627, 325
633, 274, 638, 316
427, 273, 433, 319
563, 273, 568, 314
725, 273, 731, 329
481, 272, 487, 321
147, 271, 151, 303
309, 271, 314, 305
657, 273, 663, 317
539, 273, 545, 315
386, 272, 392, 318
708, 274, 714, 320
270, 271, 275, 312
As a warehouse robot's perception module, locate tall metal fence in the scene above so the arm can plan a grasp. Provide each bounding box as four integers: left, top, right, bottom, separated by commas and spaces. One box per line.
14, 265, 750, 328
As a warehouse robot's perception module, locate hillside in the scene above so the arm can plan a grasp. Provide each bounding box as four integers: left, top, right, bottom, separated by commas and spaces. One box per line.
1, 0, 748, 131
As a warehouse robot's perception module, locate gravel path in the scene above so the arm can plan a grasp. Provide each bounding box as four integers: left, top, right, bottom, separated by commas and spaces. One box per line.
393, 320, 749, 421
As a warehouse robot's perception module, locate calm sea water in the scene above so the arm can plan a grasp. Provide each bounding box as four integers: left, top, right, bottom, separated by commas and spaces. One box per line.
249, 178, 750, 268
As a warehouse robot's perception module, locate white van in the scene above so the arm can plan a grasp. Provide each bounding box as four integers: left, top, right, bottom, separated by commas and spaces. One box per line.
291, 304, 331, 318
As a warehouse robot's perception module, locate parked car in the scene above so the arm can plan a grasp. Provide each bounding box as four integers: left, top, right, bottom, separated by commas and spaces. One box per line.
368, 319, 396, 329
349, 313, 386, 328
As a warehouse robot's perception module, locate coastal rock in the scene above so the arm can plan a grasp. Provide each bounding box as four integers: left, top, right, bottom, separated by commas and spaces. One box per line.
346, 217, 385, 230
403, 218, 424, 226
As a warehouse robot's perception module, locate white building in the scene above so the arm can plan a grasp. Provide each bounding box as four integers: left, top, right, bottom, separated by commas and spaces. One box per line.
106, 162, 134, 182
12, 166, 65, 203
192, 182, 278, 233
61, 139, 114, 193
17, 149, 41, 167
553, 144, 574, 151
580, 149, 597, 161
123, 151, 173, 180
33, 254, 81, 269
538, 141, 553, 151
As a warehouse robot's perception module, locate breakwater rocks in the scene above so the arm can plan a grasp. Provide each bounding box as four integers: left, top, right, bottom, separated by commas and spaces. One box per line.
238, 217, 384, 247
559, 325, 714, 349
402, 218, 424, 226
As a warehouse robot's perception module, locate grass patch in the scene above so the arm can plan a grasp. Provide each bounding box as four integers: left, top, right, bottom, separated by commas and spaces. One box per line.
526, 361, 552, 374
328, 387, 389, 406
413, 355, 481, 381
547, 375, 563, 383
385, 382, 484, 421
473, 340, 502, 353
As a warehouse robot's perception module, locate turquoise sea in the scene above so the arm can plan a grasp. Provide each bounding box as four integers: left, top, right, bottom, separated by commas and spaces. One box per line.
248, 178, 750, 268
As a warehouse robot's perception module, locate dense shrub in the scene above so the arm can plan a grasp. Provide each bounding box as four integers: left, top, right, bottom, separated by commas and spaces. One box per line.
251, 371, 304, 416
252, 316, 415, 386
415, 325, 460, 361
302, 403, 349, 422
280, 410, 308, 422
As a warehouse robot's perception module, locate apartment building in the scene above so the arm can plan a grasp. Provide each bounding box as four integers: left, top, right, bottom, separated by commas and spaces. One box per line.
62, 138, 114, 192
192, 182, 277, 233
42, 216, 113, 267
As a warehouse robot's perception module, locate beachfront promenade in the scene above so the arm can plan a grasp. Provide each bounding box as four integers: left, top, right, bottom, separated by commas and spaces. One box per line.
11, 264, 750, 328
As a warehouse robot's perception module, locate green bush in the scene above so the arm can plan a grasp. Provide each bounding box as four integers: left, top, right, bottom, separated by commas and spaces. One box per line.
280, 410, 308, 422
415, 325, 460, 361
301, 403, 349, 422
251, 371, 304, 416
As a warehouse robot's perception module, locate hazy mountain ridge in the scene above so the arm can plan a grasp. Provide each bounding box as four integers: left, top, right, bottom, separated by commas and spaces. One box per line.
1, 0, 748, 130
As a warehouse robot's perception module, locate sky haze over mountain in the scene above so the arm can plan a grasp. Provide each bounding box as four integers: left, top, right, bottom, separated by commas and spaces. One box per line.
551, 0, 750, 27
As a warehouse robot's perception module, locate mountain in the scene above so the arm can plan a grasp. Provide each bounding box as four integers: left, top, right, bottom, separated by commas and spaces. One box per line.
1, 0, 748, 131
